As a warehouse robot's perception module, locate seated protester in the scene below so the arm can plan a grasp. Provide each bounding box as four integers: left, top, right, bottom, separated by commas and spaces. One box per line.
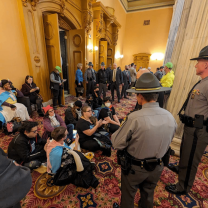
21, 75, 44, 117
47, 126, 79, 174
98, 97, 120, 134
65, 100, 82, 128
85, 95, 98, 117
76, 106, 110, 153
8, 121, 47, 170
0, 147, 32, 208
0, 79, 31, 125
42, 105, 74, 144
92, 86, 102, 109
47, 126, 99, 188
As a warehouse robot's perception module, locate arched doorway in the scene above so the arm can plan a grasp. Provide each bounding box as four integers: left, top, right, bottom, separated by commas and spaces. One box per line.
21, 0, 86, 102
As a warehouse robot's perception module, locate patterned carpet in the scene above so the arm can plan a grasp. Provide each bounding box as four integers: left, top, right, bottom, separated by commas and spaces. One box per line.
1, 92, 208, 208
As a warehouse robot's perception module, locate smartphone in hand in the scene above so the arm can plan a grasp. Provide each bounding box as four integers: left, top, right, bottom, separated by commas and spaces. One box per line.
73, 130, 77, 139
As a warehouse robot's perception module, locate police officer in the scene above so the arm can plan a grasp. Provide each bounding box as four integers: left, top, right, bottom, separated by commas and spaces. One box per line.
112, 73, 177, 208
166, 46, 208, 195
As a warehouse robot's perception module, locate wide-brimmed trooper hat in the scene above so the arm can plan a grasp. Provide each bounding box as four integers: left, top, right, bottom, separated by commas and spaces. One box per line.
127, 73, 171, 94
190, 46, 208, 60
88, 62, 93, 66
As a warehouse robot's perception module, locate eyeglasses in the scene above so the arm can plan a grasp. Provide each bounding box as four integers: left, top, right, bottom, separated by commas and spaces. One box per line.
86, 110, 92, 112
31, 130, 38, 133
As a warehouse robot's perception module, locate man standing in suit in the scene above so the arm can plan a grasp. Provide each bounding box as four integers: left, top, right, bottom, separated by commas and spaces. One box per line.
97, 62, 109, 99
110, 63, 123, 103
121, 65, 131, 99
129, 63, 137, 96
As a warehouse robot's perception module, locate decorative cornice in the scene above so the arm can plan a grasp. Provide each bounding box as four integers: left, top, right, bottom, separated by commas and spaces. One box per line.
120, 0, 174, 12
31, 0, 39, 11
22, 0, 28, 7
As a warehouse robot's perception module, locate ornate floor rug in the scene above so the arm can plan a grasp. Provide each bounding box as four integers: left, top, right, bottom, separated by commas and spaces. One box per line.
1, 92, 208, 208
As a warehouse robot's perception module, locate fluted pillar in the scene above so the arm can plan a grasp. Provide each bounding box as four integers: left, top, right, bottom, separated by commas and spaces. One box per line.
164, 0, 185, 63
167, 0, 208, 155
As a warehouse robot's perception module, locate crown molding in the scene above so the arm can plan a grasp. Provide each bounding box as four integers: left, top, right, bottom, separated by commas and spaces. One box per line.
120, 0, 175, 12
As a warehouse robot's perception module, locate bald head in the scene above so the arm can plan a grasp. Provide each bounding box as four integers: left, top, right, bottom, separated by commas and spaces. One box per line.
136, 68, 150, 79
113, 63, 117, 69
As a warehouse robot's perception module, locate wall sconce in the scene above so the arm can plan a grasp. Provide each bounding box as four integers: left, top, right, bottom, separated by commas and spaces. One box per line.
87, 44, 93, 53
94, 46, 98, 51
150, 53, 164, 61
115, 52, 124, 59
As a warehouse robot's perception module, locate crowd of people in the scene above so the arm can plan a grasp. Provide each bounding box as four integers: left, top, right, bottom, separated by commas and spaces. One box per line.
2, 44, 208, 208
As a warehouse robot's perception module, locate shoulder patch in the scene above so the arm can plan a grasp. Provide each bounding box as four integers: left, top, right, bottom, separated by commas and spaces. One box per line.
120, 116, 128, 127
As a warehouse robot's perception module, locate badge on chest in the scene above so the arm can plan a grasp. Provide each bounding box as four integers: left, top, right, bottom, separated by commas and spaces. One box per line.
191, 89, 200, 99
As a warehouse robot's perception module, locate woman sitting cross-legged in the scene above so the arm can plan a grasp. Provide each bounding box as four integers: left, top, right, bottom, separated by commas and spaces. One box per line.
42, 105, 74, 145
76, 105, 112, 156
21, 75, 44, 117
65, 100, 82, 128
0, 79, 31, 125
47, 126, 99, 188
98, 97, 121, 134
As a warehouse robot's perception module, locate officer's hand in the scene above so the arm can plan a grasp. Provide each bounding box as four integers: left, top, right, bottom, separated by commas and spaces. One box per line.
86, 81, 88, 84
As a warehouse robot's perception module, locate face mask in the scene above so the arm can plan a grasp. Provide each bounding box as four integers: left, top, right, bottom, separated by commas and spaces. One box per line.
105, 103, 111, 108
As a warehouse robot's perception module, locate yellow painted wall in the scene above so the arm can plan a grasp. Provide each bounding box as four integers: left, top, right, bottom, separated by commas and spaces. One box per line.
122, 7, 173, 72
0, 0, 30, 89
98, 0, 127, 68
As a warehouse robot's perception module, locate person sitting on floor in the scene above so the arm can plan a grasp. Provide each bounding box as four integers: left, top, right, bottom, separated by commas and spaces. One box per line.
85, 95, 99, 117
0, 79, 31, 126
47, 126, 99, 188
65, 100, 82, 128
8, 121, 48, 170
47, 126, 79, 174
21, 75, 44, 117
98, 97, 121, 134
76, 105, 110, 154
92, 86, 103, 109
42, 105, 74, 144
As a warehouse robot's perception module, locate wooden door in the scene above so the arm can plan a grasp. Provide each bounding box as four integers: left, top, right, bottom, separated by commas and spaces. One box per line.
43, 13, 65, 105
99, 41, 107, 66
68, 29, 86, 96
107, 44, 115, 67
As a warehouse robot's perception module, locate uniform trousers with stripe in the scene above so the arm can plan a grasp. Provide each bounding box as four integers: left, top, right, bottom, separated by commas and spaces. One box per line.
176, 125, 208, 192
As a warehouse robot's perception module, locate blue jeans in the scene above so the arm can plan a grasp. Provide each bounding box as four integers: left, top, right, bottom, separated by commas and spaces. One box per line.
67, 124, 74, 139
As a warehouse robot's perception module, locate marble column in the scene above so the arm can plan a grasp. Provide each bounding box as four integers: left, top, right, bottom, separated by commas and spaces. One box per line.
163, 0, 185, 64
167, 0, 208, 156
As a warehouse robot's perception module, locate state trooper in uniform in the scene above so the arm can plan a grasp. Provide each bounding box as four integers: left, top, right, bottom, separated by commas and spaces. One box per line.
166, 46, 208, 195
112, 73, 177, 208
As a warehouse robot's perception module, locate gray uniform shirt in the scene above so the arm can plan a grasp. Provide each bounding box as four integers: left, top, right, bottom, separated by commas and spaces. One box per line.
111, 102, 177, 159
185, 76, 208, 119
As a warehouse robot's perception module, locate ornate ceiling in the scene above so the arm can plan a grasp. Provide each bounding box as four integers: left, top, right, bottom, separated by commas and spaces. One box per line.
120, 0, 175, 12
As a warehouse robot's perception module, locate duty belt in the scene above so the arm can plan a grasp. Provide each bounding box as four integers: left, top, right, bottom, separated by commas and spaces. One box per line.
179, 114, 207, 128
127, 152, 162, 171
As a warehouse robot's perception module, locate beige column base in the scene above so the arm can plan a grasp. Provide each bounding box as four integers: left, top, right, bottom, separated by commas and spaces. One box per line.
170, 137, 182, 157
